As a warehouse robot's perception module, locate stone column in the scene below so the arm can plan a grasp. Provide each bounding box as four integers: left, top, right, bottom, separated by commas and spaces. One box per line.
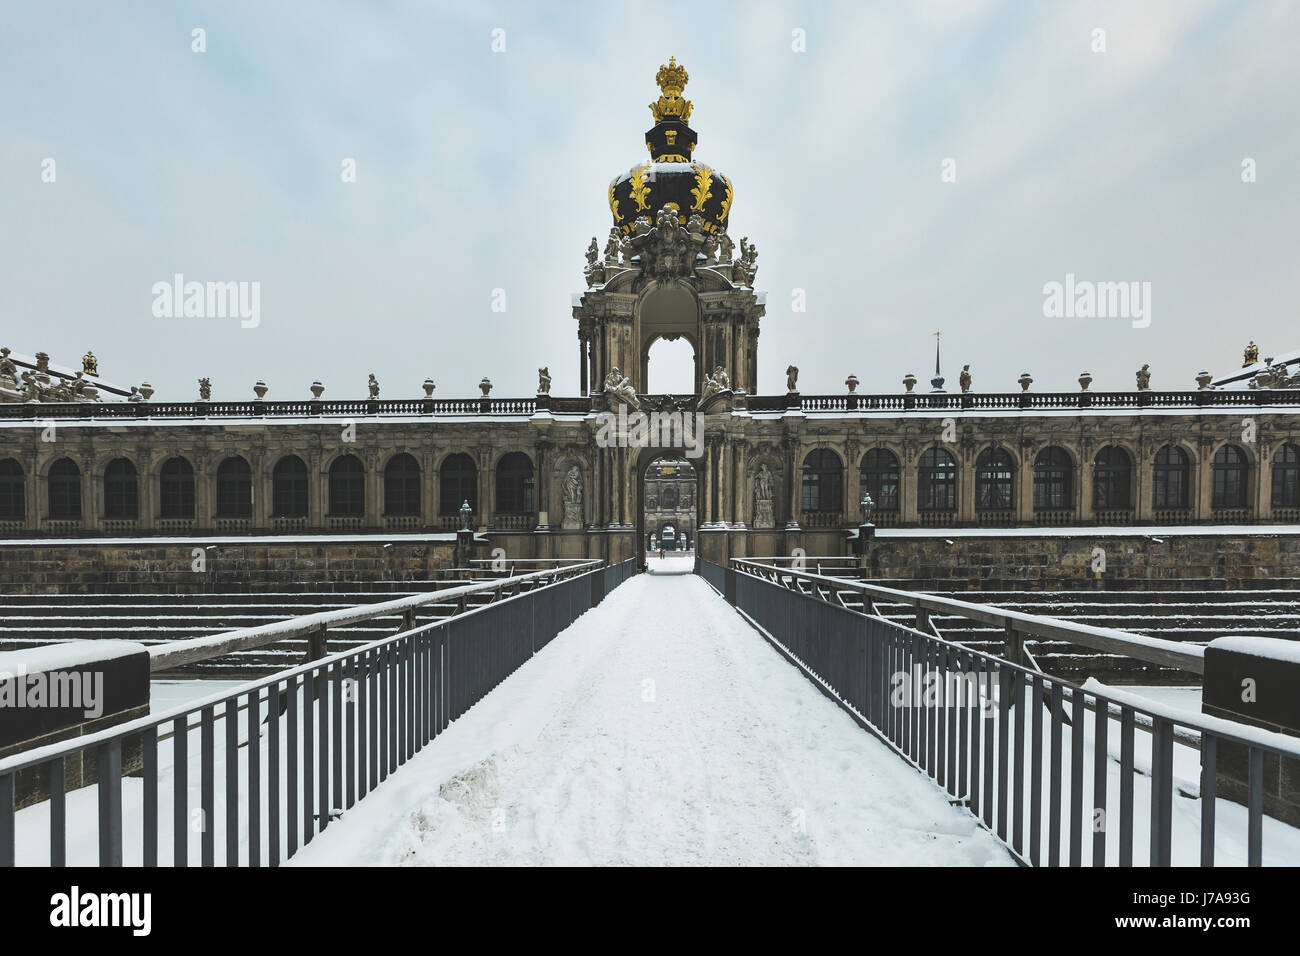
365, 449, 381, 529
579, 335, 588, 395
25, 446, 39, 532
1018, 451, 1034, 524
733, 440, 747, 525
84, 456, 100, 532
138, 451, 154, 532
786, 439, 801, 528
478, 447, 493, 528
901, 451, 919, 524
1078, 448, 1094, 522
250, 451, 267, 530
1196, 444, 1213, 519
1135, 446, 1153, 522
424, 449, 437, 528
1259, 443, 1273, 521
958, 449, 976, 524
194, 453, 213, 532
844, 451, 861, 529
309, 450, 325, 528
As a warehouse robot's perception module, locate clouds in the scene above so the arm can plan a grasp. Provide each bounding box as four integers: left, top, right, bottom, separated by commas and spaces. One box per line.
0, 0, 1295, 401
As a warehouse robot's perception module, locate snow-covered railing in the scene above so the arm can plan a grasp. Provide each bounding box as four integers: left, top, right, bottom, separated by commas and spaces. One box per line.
732, 559, 1204, 675
713, 558, 1300, 866
0, 557, 637, 867
148, 561, 603, 674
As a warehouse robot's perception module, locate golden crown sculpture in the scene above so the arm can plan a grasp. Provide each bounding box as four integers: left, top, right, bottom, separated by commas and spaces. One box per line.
649, 56, 693, 124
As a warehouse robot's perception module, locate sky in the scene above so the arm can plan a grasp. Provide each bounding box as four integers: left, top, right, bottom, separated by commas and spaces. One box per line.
1, 0, 1297, 401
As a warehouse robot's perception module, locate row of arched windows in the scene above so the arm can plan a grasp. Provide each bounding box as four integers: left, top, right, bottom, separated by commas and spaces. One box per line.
801, 444, 1300, 514
0, 452, 536, 521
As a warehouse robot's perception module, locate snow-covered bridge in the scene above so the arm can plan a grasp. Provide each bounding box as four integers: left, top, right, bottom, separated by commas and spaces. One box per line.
292, 556, 1006, 866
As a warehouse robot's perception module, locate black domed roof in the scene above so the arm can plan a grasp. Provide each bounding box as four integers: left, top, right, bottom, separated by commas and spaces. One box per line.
608, 58, 734, 237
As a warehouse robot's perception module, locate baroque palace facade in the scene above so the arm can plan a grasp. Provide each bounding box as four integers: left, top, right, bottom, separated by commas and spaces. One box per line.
2, 59, 1300, 571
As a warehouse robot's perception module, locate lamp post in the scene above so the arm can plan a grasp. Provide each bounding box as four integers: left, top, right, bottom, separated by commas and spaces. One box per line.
856, 490, 876, 572
456, 499, 475, 574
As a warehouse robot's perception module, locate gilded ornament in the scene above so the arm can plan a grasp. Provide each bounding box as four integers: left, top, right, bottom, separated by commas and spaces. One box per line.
691, 164, 713, 211
629, 162, 651, 211
608, 180, 620, 221
648, 56, 693, 124
719, 174, 734, 221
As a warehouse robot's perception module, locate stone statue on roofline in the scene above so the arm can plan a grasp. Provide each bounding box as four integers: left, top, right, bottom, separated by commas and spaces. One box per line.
538, 367, 551, 395
959, 365, 972, 393
368, 373, 380, 399
1136, 364, 1151, 390
198, 377, 212, 401
786, 365, 799, 392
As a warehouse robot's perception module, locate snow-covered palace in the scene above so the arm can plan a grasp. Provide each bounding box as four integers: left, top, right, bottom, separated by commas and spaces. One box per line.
2, 58, 1300, 583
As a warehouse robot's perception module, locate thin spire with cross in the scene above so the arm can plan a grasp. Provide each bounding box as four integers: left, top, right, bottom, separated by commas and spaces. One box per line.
931, 330, 945, 392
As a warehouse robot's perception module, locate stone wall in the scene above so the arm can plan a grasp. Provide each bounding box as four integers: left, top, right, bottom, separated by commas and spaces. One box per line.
0, 539, 465, 593
864, 531, 1300, 590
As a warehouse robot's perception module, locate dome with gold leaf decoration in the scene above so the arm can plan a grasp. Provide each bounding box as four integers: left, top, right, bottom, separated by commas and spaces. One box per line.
607, 57, 734, 237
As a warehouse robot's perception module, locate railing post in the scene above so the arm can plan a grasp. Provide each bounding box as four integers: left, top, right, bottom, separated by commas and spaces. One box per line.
915, 607, 929, 634
307, 624, 328, 661
1004, 626, 1024, 667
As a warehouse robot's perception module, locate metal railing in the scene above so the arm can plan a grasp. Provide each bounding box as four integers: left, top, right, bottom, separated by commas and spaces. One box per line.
708, 558, 1300, 866
7, 388, 1299, 422
0, 558, 637, 866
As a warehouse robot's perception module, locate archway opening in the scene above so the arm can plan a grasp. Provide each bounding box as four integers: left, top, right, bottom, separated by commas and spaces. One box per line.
645, 336, 696, 395
639, 455, 697, 573
638, 284, 699, 393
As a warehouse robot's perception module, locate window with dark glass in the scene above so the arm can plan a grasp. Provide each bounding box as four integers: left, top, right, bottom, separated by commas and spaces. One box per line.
801, 449, 843, 513
860, 449, 900, 512
160, 457, 195, 519
1153, 445, 1190, 510
495, 453, 535, 514
976, 448, 1014, 511
384, 453, 421, 516
273, 456, 309, 518
216, 457, 252, 518
1211, 445, 1248, 509
48, 458, 81, 519
1033, 447, 1073, 510
439, 453, 477, 515
104, 458, 138, 520
329, 455, 365, 517
0, 458, 24, 519
918, 447, 957, 512
1093, 446, 1132, 509
1273, 444, 1300, 509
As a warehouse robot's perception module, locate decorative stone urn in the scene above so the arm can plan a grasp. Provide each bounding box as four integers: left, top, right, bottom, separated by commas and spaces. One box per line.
479, 377, 493, 397
1018, 372, 1033, 392
139, 383, 154, 401
423, 378, 436, 398
1196, 371, 1214, 390
253, 380, 268, 400
845, 374, 859, 393
1078, 372, 1093, 391
310, 381, 324, 399
902, 373, 917, 393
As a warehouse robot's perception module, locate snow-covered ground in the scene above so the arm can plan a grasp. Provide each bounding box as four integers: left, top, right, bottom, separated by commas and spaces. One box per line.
291, 570, 1009, 866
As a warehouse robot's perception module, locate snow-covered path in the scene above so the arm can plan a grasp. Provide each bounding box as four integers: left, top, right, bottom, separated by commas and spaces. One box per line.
293, 568, 1009, 866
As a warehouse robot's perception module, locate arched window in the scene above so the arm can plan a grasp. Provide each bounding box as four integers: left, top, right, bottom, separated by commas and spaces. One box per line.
1273, 444, 1300, 509
104, 458, 138, 520
1093, 446, 1132, 510
0, 459, 24, 520
48, 458, 82, 520
918, 447, 957, 512
272, 455, 309, 518
1033, 447, 1073, 511
1211, 445, 1249, 509
495, 452, 535, 515
160, 457, 195, 519
384, 453, 421, 516
216, 456, 252, 518
976, 447, 1014, 512
329, 455, 365, 517
1153, 445, 1190, 510
801, 449, 843, 513
663, 486, 679, 509
439, 453, 477, 515
860, 449, 900, 512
